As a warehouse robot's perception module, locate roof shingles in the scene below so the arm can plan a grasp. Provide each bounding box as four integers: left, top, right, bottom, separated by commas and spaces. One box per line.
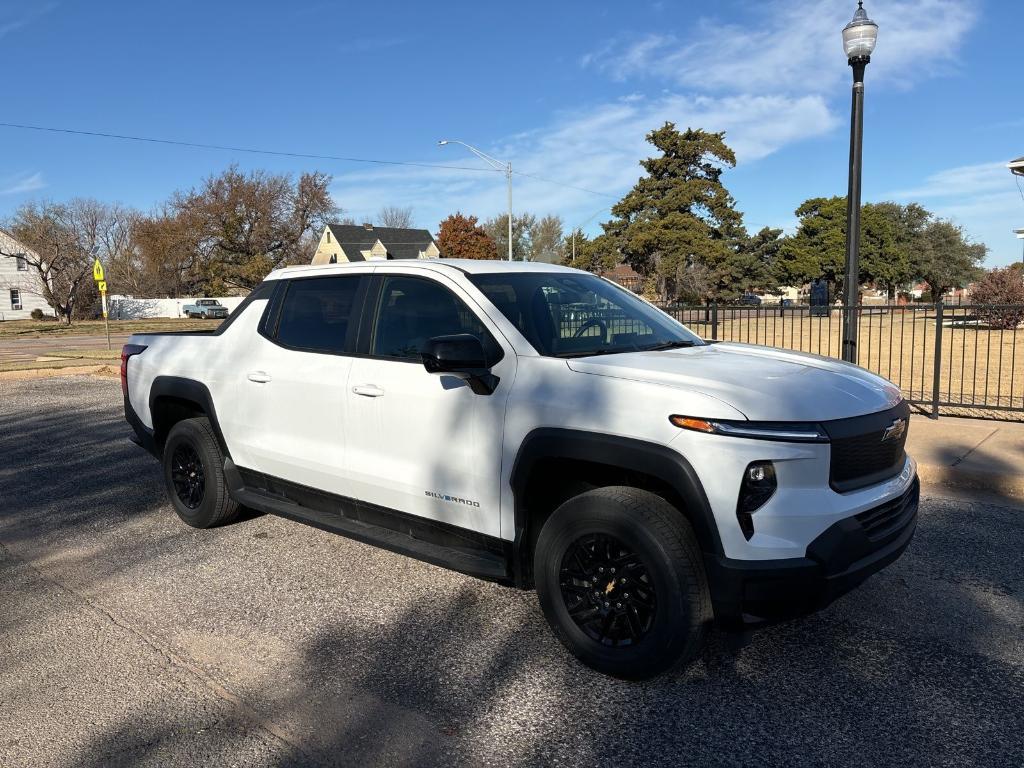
327, 223, 436, 260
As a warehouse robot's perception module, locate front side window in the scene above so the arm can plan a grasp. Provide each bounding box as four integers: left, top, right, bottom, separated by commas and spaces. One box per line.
468, 272, 703, 358
10, 289, 22, 310
371, 276, 500, 362
275, 275, 362, 354
15, 255, 28, 271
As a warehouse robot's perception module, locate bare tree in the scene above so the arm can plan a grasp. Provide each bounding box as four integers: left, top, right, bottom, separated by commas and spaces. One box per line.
377, 206, 414, 228
528, 214, 564, 263
0, 199, 118, 324
160, 165, 337, 293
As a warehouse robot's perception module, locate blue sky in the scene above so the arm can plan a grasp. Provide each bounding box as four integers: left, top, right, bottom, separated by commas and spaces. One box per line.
1, 0, 1022, 265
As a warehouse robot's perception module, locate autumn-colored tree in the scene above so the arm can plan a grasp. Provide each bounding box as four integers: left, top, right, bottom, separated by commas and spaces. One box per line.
971, 267, 1024, 329
436, 213, 499, 260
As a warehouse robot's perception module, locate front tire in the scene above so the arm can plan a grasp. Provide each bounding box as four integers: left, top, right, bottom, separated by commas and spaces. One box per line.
534, 486, 711, 679
162, 417, 240, 528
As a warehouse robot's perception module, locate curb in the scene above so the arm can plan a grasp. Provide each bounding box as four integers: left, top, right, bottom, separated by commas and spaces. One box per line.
917, 462, 1024, 502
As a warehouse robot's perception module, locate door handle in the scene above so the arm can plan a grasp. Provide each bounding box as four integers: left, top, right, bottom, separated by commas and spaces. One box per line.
247, 371, 272, 383
352, 384, 385, 397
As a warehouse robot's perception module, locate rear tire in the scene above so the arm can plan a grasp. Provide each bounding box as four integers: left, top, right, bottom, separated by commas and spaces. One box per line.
162, 417, 240, 528
534, 486, 711, 679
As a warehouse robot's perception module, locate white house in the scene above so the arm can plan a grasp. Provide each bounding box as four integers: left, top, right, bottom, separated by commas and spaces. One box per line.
0, 228, 53, 321
310, 222, 440, 265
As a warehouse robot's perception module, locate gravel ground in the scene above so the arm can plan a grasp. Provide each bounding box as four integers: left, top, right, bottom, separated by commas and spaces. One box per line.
1, 375, 1022, 767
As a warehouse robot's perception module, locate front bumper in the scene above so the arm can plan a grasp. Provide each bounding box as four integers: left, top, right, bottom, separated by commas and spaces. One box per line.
707, 476, 919, 627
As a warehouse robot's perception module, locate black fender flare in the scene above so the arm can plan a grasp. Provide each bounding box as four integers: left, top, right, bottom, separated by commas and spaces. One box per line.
509, 428, 723, 581
149, 376, 231, 457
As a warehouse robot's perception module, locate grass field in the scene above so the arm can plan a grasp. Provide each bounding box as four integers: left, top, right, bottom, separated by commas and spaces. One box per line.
0, 317, 221, 338
673, 306, 1024, 415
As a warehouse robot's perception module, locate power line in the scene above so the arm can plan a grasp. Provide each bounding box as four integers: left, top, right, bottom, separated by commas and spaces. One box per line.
0, 121, 498, 174
0, 120, 623, 200
511, 169, 618, 199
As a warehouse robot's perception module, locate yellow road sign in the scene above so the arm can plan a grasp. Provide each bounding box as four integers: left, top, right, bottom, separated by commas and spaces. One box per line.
98, 280, 108, 293
93, 259, 105, 282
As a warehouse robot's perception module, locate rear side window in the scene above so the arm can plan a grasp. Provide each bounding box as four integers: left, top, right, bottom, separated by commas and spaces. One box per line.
275, 276, 363, 354
371, 275, 501, 363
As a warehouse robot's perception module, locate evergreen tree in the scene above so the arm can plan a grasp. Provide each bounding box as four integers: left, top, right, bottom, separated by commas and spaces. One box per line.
602, 123, 748, 302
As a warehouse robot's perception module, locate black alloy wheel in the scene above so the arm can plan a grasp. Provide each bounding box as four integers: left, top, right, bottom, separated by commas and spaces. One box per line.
170, 443, 206, 509
162, 416, 240, 528
559, 533, 656, 646
534, 486, 711, 679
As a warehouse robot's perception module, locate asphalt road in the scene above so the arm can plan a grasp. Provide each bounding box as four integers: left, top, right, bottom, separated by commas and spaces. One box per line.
1, 375, 1022, 767
0, 334, 130, 363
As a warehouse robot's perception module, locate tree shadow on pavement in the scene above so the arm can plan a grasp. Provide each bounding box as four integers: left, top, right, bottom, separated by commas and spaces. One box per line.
3, 376, 1023, 767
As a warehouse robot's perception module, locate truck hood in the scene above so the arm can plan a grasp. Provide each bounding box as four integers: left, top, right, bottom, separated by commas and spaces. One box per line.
565, 342, 903, 422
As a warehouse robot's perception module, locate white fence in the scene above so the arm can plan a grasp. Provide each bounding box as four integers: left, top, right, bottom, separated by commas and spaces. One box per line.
108, 295, 248, 320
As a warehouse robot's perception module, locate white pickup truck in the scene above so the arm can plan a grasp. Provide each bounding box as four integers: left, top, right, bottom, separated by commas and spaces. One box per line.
122, 260, 917, 679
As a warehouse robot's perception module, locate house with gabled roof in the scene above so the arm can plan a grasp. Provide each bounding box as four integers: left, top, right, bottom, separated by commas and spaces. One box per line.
0, 228, 53, 320
310, 222, 440, 265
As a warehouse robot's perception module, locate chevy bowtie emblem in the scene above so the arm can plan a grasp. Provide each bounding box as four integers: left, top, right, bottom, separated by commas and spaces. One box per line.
881, 418, 906, 443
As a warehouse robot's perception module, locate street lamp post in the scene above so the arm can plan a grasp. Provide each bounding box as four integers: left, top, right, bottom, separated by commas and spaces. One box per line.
840, 1, 878, 365
438, 139, 514, 261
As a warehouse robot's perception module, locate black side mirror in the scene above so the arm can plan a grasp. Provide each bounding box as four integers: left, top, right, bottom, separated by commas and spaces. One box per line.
421, 334, 499, 395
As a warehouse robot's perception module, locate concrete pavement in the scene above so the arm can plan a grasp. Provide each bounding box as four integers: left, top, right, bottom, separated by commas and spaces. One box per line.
908, 414, 1024, 503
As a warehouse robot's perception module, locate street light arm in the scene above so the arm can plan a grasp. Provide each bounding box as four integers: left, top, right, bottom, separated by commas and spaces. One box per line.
438, 139, 507, 171
438, 138, 514, 261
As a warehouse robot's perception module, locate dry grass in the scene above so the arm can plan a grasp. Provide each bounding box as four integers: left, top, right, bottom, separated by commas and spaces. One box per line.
674, 306, 1024, 416
0, 317, 220, 338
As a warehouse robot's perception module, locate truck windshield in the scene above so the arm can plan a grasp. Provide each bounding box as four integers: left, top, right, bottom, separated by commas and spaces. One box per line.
468, 273, 704, 358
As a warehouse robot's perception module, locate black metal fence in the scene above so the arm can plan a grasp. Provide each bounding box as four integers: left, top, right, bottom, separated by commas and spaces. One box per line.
659, 302, 1024, 418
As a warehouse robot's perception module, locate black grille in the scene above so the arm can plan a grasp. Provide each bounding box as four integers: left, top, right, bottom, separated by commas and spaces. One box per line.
824, 401, 910, 493
855, 477, 919, 542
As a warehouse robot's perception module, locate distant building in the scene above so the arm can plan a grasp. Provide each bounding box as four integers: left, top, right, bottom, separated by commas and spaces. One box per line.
603, 262, 644, 293
0, 228, 53, 320
310, 223, 440, 265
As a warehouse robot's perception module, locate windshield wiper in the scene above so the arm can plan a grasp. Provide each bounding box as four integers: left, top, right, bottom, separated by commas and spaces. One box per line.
642, 340, 699, 351
555, 348, 633, 359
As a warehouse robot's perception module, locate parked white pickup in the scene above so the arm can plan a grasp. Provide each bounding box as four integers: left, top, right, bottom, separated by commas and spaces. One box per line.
122, 259, 919, 679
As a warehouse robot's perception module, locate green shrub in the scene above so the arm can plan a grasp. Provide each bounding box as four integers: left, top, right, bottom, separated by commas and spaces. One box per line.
30, 308, 46, 321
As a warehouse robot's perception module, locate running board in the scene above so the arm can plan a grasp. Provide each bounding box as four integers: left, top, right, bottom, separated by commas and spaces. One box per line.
224, 461, 512, 585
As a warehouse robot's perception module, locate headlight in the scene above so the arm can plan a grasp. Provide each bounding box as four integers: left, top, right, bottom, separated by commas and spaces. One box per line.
737, 461, 777, 540
669, 415, 827, 443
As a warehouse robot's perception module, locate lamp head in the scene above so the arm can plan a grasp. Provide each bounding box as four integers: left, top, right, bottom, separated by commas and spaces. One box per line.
843, 1, 878, 61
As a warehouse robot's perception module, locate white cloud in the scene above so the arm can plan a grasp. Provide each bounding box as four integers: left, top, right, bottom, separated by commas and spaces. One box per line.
0, 2, 58, 41
330, 0, 976, 243
329, 92, 837, 232
0, 171, 45, 196
883, 161, 1024, 265
583, 0, 975, 94
886, 161, 1011, 199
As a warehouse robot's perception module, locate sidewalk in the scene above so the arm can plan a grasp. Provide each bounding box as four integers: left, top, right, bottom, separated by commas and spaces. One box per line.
909, 414, 1024, 504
